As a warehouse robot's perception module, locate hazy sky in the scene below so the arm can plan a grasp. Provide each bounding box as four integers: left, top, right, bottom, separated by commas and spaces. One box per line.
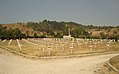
0, 0, 119, 26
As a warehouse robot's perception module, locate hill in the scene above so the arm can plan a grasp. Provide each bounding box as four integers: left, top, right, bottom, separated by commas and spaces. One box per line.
26, 20, 88, 38
0, 20, 119, 40
85, 25, 119, 39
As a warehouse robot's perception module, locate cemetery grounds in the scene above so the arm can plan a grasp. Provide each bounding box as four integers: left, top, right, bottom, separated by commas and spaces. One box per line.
0, 38, 119, 58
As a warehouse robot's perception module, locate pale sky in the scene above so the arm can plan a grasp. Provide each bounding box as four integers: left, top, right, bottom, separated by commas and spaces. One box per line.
0, 0, 119, 26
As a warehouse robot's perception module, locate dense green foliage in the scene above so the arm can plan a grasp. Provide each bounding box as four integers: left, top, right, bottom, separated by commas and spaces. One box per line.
26, 20, 89, 38
0, 24, 26, 40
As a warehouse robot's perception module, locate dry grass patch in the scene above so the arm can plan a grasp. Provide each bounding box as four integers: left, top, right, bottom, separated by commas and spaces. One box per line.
109, 55, 119, 70
0, 38, 119, 57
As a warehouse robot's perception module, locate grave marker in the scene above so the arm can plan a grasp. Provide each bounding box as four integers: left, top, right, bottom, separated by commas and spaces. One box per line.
8, 39, 12, 45
16, 39, 22, 51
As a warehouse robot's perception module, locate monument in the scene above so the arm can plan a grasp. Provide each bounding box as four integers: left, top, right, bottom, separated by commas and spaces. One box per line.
63, 28, 74, 39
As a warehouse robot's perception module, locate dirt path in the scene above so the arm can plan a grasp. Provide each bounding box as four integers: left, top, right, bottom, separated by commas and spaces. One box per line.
0, 50, 119, 74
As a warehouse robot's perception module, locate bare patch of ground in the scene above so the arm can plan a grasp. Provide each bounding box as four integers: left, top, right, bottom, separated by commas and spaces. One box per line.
0, 48, 119, 74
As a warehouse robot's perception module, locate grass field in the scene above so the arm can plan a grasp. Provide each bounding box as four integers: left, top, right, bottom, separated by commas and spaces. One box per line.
0, 38, 119, 57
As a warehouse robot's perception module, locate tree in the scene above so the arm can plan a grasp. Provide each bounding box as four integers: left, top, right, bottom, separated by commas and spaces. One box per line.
0, 27, 26, 40
33, 33, 38, 38
54, 33, 63, 38
99, 32, 106, 39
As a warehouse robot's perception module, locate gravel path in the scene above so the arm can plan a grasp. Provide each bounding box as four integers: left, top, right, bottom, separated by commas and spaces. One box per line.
0, 51, 119, 74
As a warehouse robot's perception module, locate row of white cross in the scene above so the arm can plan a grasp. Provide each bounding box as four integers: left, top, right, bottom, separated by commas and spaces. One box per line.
25, 38, 113, 55
0, 38, 114, 56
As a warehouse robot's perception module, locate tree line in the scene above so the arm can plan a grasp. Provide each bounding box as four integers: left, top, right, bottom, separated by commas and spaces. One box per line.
0, 24, 26, 40
0, 20, 119, 41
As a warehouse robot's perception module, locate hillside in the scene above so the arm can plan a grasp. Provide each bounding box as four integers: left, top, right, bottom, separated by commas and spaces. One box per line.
2, 23, 34, 36
26, 20, 88, 38
0, 20, 119, 40
85, 25, 119, 39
